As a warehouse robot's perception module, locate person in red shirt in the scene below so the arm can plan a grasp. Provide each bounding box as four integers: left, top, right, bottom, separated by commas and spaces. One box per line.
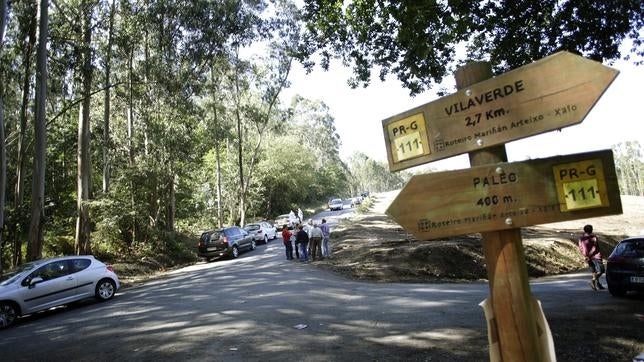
282, 225, 294, 260
578, 224, 605, 291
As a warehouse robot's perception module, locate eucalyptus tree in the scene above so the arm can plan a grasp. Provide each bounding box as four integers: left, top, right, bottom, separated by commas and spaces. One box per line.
299, 1, 644, 95
26, 0, 48, 261
101, 0, 116, 194
613, 141, 644, 196
0, 0, 8, 271
73, 0, 96, 255
9, 0, 37, 265
348, 152, 408, 193
283, 95, 349, 199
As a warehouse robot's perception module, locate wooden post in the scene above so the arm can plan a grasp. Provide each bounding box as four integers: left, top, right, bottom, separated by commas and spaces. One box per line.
455, 63, 542, 362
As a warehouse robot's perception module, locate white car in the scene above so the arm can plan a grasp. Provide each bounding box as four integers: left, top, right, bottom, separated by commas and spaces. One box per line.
329, 198, 343, 211
0, 255, 120, 329
244, 222, 277, 244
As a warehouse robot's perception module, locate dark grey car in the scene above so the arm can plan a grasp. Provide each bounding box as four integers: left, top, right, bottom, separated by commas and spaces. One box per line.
198, 226, 256, 261
606, 236, 644, 297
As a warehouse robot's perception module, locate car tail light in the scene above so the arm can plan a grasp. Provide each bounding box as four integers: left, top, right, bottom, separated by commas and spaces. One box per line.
106, 265, 115, 272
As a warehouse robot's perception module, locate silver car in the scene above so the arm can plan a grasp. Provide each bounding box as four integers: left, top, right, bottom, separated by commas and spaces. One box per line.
243, 222, 277, 244
0, 255, 120, 328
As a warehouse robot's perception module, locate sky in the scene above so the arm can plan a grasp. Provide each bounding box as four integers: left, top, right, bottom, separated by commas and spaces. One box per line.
280, 54, 644, 173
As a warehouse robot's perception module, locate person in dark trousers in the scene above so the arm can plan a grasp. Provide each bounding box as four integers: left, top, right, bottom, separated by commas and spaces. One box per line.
281, 225, 293, 260
295, 224, 309, 262
578, 224, 605, 291
309, 223, 323, 261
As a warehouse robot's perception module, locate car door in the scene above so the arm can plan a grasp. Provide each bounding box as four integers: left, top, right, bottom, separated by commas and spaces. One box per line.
226, 227, 242, 250
20, 260, 77, 314
69, 258, 95, 299
236, 227, 251, 250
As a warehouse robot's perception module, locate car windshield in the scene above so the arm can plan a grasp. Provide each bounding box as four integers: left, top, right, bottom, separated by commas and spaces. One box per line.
331, 199, 341, 203
244, 224, 260, 231
277, 214, 289, 219
0, 261, 38, 286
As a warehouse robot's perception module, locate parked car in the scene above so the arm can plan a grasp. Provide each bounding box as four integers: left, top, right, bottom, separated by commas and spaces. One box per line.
275, 213, 300, 230
244, 222, 277, 244
198, 226, 256, 261
606, 235, 644, 297
350, 196, 363, 207
329, 198, 343, 211
0, 255, 120, 329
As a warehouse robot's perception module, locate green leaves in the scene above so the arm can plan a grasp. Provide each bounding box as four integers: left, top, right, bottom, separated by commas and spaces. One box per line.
300, 0, 644, 95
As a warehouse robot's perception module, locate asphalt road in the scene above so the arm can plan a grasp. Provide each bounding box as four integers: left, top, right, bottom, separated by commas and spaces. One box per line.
1, 206, 642, 361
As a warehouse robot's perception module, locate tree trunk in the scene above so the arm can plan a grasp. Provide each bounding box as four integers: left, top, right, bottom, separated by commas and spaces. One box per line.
232, 46, 246, 226
127, 48, 136, 243
0, 0, 8, 273
210, 65, 223, 228
102, 0, 115, 194
75, 0, 93, 255
167, 172, 176, 232
13, 0, 37, 266
27, 0, 48, 262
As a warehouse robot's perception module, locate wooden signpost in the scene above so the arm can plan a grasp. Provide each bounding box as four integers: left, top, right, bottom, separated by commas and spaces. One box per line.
382, 52, 621, 361
387, 150, 622, 240
383, 52, 619, 172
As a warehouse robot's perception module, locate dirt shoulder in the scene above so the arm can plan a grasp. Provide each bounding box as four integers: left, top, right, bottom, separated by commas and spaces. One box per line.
316, 193, 644, 361
319, 192, 644, 282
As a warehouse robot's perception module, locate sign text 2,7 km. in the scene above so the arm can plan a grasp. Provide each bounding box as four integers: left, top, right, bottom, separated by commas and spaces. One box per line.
386, 150, 622, 240
382, 52, 619, 172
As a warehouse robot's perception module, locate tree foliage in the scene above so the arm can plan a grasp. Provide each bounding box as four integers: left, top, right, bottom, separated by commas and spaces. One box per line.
299, 0, 644, 95
613, 141, 644, 196
0, 0, 351, 268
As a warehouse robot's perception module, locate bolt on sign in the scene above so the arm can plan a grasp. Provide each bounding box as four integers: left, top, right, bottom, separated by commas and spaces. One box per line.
382, 51, 619, 172
386, 150, 622, 240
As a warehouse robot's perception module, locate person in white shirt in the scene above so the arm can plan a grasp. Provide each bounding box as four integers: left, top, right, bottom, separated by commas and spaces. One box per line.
309, 223, 324, 261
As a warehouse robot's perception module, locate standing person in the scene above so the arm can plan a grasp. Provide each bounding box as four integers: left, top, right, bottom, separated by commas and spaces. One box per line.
309, 223, 323, 261
578, 224, 605, 291
291, 226, 299, 260
297, 208, 304, 224
288, 210, 297, 229
320, 218, 331, 258
295, 224, 309, 262
281, 225, 293, 260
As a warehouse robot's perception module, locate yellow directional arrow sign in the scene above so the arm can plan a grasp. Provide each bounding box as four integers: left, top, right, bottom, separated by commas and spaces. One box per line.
386, 150, 622, 240
383, 52, 619, 172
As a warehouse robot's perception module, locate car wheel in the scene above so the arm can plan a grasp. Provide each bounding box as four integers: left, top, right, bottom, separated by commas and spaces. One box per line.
95, 279, 116, 301
250, 240, 257, 250
264, 235, 269, 244
0, 302, 18, 329
232, 246, 240, 258
608, 283, 626, 297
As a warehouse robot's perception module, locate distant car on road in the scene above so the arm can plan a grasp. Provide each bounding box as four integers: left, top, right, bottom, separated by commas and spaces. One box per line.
329, 198, 343, 211
350, 196, 363, 207
244, 222, 277, 244
198, 226, 256, 261
0, 255, 120, 329
606, 235, 644, 297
